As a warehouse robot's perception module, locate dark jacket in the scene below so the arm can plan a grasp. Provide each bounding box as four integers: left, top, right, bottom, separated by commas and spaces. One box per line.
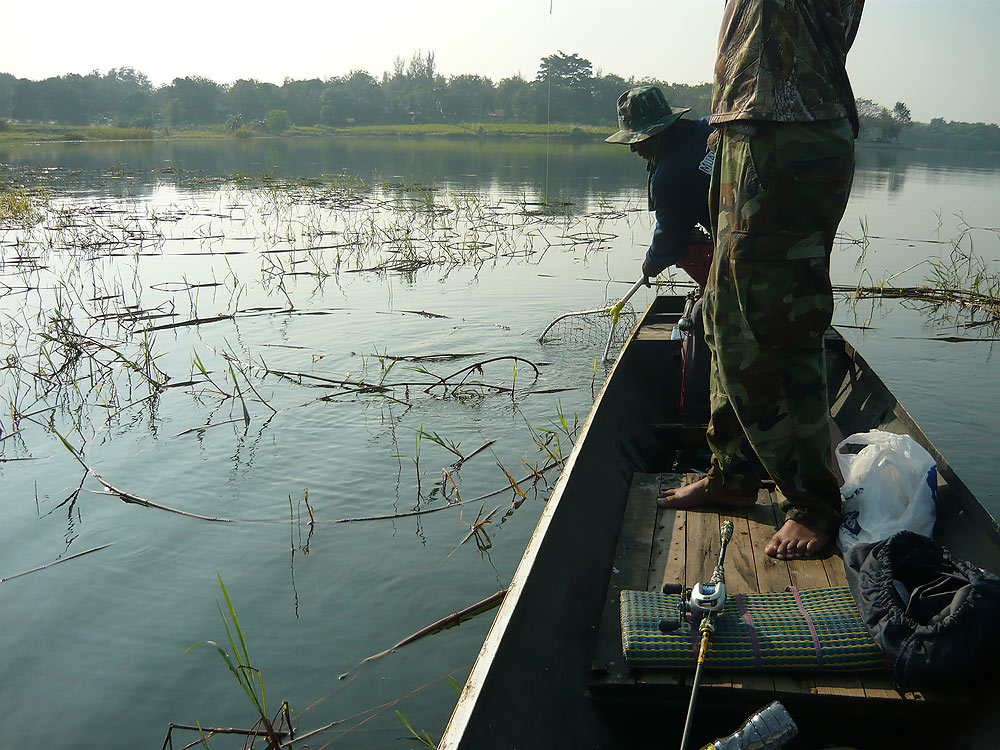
845, 530, 1000, 691
644, 117, 715, 276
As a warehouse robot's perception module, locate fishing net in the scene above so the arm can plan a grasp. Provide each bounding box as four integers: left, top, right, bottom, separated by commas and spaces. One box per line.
537, 303, 639, 359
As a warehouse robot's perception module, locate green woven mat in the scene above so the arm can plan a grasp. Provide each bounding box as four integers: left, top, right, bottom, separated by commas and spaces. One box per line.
621, 586, 886, 671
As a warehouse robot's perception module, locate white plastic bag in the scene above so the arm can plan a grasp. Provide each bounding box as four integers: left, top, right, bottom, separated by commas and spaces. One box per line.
836, 429, 937, 552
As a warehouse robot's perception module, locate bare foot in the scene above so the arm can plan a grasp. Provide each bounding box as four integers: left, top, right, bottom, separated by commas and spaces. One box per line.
657, 477, 757, 509
765, 519, 829, 560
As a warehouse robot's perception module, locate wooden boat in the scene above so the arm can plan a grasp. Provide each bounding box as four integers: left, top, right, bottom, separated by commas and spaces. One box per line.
439, 295, 1000, 749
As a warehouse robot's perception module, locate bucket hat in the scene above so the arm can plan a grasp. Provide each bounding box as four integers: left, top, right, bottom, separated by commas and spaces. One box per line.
605, 86, 690, 144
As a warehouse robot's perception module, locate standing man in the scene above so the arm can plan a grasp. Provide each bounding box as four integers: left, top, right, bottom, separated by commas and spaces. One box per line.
605, 85, 715, 289
659, 0, 864, 561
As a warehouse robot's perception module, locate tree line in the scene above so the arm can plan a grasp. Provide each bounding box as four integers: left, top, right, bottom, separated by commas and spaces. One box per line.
0, 52, 709, 132
1, 51, 998, 151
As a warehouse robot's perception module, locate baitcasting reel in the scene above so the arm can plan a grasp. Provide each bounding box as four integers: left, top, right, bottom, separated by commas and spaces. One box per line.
658, 519, 733, 634
658, 579, 728, 633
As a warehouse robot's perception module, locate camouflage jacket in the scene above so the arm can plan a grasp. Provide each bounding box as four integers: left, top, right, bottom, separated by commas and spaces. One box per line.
710, 0, 864, 134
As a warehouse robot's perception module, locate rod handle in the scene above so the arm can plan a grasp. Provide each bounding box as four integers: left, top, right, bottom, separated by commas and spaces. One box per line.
720, 520, 734, 543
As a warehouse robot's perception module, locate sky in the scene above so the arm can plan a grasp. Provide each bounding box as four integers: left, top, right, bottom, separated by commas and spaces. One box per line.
2, 0, 998, 125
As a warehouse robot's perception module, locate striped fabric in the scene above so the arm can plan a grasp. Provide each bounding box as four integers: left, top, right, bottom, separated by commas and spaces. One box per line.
620, 586, 886, 671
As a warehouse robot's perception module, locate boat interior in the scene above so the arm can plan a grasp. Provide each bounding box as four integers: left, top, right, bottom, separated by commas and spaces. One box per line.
440, 296, 1000, 750
588, 297, 1000, 746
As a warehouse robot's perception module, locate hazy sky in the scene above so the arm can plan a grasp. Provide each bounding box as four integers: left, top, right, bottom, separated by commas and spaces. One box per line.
2, 0, 998, 125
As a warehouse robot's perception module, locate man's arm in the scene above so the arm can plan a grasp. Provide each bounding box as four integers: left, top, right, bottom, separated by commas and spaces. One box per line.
643, 167, 703, 285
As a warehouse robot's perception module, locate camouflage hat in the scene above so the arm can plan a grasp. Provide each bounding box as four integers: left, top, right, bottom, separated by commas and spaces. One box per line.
605, 86, 690, 145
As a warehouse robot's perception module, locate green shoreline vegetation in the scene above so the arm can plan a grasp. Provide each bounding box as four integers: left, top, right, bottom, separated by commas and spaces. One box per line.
0, 120, 609, 145
2, 117, 999, 154
4, 50, 1000, 152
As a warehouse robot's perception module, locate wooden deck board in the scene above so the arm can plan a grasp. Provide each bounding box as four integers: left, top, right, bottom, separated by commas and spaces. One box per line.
719, 506, 777, 693
745, 490, 792, 592
719, 507, 759, 594
686, 507, 725, 588
592, 472, 918, 704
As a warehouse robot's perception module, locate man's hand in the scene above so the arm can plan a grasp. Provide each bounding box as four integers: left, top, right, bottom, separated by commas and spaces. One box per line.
641, 261, 656, 287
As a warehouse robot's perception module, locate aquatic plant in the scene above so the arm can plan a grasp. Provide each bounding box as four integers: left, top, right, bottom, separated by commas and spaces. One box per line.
0, 188, 46, 227
175, 575, 293, 749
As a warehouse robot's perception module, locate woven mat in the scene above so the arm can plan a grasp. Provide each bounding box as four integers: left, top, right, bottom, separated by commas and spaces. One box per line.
621, 586, 886, 671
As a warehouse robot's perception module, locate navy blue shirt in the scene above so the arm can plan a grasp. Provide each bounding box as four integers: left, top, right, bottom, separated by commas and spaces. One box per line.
644, 118, 715, 276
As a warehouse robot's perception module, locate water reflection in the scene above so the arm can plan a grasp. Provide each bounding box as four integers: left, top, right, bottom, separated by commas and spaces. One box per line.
2, 138, 644, 205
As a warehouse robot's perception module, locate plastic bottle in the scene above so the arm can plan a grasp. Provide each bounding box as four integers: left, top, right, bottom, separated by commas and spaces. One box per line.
698, 701, 798, 750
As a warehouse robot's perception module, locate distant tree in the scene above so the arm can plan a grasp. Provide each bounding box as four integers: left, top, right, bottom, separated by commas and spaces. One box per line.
90, 67, 154, 123
164, 76, 224, 125
878, 109, 902, 142
407, 50, 437, 79
319, 80, 351, 126
536, 52, 596, 124
536, 51, 593, 89
591, 73, 631, 124
892, 101, 912, 127
440, 75, 495, 121
163, 99, 184, 128
281, 77, 325, 125
118, 89, 156, 126
383, 50, 444, 122
657, 81, 713, 119
855, 97, 882, 121
0, 72, 17, 118
523, 82, 554, 123
341, 70, 386, 124
227, 79, 280, 121
10, 80, 41, 122
38, 75, 91, 124
263, 109, 291, 134
494, 75, 530, 120
856, 97, 891, 141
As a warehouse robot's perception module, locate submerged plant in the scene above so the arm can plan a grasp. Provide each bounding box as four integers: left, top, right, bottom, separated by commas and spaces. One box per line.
396, 710, 437, 748
182, 575, 293, 749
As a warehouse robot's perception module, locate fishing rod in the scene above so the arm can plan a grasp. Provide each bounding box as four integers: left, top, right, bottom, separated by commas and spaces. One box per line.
659, 519, 734, 750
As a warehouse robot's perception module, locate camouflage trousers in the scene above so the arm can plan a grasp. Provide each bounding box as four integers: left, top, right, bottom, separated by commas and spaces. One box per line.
703, 118, 855, 535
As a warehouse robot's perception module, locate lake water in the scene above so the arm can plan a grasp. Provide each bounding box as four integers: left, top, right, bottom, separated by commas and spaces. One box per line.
1, 137, 998, 748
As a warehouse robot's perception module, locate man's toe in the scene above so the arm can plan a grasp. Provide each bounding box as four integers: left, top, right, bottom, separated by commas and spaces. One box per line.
765, 534, 780, 558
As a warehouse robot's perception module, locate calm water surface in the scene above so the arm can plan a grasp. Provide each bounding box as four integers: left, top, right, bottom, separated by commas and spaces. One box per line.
1, 138, 998, 748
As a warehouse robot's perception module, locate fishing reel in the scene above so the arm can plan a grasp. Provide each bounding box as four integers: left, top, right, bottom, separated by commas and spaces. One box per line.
676, 289, 702, 333
658, 579, 728, 633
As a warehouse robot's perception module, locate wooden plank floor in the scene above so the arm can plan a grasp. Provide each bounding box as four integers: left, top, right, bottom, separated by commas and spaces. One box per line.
592, 472, 921, 702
